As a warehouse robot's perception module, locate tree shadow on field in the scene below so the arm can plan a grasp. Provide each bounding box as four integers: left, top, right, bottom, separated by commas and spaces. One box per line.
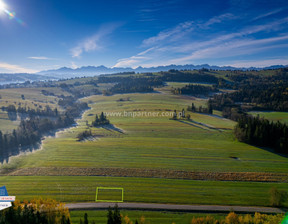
0, 142, 41, 169
101, 124, 125, 134
256, 145, 288, 159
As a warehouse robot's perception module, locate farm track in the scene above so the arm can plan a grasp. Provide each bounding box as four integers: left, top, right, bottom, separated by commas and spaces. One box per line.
66, 202, 287, 214
5, 167, 288, 182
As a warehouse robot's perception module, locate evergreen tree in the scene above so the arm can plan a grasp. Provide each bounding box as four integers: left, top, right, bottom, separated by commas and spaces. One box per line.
107, 207, 113, 224
234, 115, 288, 154
112, 204, 121, 224
84, 213, 89, 224
208, 100, 213, 114
191, 103, 196, 112
100, 112, 105, 122
106, 204, 121, 224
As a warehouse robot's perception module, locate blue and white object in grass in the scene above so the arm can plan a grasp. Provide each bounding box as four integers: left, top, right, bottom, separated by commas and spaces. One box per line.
0, 186, 15, 211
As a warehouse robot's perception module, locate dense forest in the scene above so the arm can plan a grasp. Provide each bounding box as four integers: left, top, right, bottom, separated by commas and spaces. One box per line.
211, 85, 288, 112
159, 70, 219, 83
0, 199, 70, 224
105, 77, 163, 94
172, 84, 218, 96
234, 115, 288, 154
212, 68, 288, 112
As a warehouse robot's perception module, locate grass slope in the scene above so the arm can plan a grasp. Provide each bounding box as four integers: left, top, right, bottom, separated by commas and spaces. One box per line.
1, 83, 288, 207
8, 92, 288, 173
1, 176, 287, 207
249, 111, 288, 124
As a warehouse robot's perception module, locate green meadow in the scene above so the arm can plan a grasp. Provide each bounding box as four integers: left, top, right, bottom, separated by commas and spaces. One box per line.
0, 110, 20, 133
249, 111, 288, 124
1, 176, 287, 207
7, 92, 288, 173
1, 83, 288, 207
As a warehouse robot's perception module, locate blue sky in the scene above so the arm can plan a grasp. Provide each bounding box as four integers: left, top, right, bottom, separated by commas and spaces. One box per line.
0, 0, 287, 73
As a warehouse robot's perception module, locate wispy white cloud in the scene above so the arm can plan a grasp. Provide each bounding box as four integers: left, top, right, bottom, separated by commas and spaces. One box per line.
201, 13, 237, 28
114, 56, 148, 68
141, 21, 194, 47
170, 35, 288, 64
71, 34, 101, 58
0, 62, 38, 73
114, 12, 288, 68
70, 23, 121, 58
252, 8, 284, 21
28, 56, 54, 60
136, 0, 182, 22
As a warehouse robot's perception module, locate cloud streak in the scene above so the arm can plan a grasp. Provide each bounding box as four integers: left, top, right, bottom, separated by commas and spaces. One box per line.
114, 12, 288, 68
0, 62, 38, 73
251, 8, 284, 21
141, 21, 194, 47
28, 56, 54, 60
70, 23, 120, 58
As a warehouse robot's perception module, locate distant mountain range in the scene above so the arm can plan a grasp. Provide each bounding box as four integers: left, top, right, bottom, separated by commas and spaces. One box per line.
38, 64, 288, 78
0, 64, 287, 85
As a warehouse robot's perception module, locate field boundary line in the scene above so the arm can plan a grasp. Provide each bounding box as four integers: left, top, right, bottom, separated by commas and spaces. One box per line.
5, 167, 288, 182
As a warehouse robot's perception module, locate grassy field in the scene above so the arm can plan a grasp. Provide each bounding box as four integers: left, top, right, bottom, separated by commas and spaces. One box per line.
1, 83, 288, 208
0, 110, 20, 133
1, 176, 287, 207
249, 111, 288, 124
6, 92, 288, 173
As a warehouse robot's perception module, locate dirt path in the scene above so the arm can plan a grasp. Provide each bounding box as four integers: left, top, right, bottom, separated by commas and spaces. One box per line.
66, 202, 287, 214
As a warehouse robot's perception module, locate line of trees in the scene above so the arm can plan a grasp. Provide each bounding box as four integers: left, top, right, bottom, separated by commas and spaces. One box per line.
78, 204, 139, 224
187, 102, 213, 114
212, 85, 288, 112
0, 199, 70, 224
172, 84, 218, 96
212, 68, 288, 112
234, 115, 288, 154
1, 201, 286, 224
107, 77, 163, 95
58, 83, 101, 98
2, 104, 58, 121
190, 212, 284, 224
159, 70, 219, 83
